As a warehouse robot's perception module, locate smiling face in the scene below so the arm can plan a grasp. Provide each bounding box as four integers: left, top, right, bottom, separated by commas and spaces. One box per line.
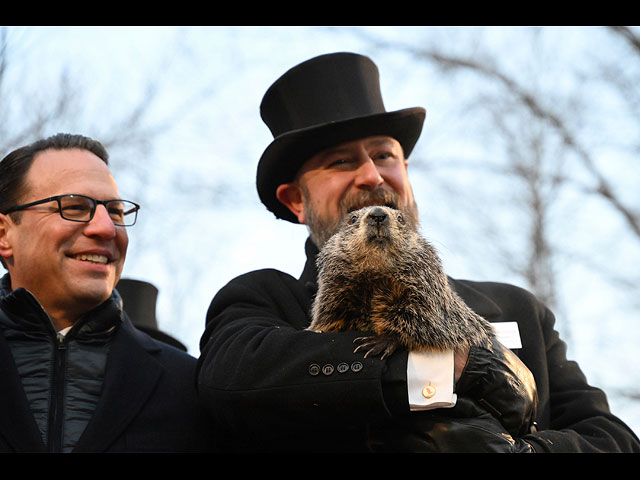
0, 148, 128, 328
276, 136, 418, 247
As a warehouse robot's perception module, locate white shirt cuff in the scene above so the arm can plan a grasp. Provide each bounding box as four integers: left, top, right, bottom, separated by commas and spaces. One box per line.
407, 350, 457, 411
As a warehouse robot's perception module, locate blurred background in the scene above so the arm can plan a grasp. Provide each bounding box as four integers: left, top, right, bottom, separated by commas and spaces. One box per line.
1, 26, 638, 435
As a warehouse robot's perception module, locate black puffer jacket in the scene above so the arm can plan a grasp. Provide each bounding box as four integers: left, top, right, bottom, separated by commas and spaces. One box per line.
0, 275, 118, 452
1, 273, 218, 453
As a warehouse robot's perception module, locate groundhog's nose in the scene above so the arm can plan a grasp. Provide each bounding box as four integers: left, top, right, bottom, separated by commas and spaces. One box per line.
368, 207, 389, 226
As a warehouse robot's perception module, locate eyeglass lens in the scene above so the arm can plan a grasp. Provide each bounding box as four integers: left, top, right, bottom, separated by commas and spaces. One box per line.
60, 195, 137, 225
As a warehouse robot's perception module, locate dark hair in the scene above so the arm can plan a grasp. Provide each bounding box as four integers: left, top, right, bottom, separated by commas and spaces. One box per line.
0, 133, 109, 215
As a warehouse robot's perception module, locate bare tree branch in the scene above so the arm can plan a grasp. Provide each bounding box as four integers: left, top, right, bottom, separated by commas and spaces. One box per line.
358, 31, 640, 240
609, 26, 640, 54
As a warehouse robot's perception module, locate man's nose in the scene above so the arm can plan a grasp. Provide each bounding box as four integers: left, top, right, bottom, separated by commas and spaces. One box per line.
84, 204, 117, 238
354, 157, 384, 189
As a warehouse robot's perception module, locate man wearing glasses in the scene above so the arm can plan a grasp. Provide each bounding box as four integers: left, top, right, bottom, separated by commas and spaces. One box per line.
0, 133, 216, 452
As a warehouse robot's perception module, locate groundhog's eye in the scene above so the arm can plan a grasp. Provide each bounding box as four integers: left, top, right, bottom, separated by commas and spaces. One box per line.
350, 215, 359, 224
397, 214, 404, 223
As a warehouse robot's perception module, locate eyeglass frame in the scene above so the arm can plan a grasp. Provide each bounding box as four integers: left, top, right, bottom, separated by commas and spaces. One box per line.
1, 194, 141, 227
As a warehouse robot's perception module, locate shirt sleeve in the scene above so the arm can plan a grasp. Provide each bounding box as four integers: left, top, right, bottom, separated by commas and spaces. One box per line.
407, 350, 457, 410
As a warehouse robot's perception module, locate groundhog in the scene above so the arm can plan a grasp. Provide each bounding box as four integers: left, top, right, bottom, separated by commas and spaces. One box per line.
308, 205, 495, 359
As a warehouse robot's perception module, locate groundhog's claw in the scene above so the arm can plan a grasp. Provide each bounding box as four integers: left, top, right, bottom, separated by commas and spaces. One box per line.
354, 335, 398, 360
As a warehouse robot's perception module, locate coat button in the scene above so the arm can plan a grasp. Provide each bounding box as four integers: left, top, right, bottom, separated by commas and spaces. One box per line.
322, 364, 334, 375
422, 384, 436, 399
351, 361, 363, 372
337, 362, 349, 373
308, 364, 320, 376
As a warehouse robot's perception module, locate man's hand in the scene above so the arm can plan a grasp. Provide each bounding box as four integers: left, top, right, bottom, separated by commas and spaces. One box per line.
413, 396, 536, 452
455, 337, 539, 437
369, 396, 535, 452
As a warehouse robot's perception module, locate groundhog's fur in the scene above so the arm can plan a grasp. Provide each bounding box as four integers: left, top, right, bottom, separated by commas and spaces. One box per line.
308, 205, 494, 358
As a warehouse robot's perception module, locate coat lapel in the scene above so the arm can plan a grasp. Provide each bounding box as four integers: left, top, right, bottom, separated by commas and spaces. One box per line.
449, 278, 503, 322
73, 319, 163, 452
0, 333, 47, 452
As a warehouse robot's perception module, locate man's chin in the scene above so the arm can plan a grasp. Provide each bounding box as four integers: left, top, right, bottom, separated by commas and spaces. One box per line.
70, 278, 117, 308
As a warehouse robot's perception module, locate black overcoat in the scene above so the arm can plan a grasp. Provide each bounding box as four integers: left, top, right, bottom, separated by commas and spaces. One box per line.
197, 238, 640, 452
0, 304, 217, 453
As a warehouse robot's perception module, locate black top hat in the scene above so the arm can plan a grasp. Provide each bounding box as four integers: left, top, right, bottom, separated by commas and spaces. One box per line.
257, 52, 426, 223
115, 278, 187, 351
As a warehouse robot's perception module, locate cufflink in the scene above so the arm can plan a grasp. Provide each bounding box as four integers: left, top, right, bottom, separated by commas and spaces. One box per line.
422, 384, 436, 399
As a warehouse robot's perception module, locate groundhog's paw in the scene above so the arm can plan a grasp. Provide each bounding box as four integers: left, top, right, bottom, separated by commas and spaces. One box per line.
353, 335, 398, 360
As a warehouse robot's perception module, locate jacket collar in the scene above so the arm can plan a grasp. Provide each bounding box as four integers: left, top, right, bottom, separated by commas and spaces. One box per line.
299, 237, 320, 294
298, 237, 502, 321
0, 273, 123, 342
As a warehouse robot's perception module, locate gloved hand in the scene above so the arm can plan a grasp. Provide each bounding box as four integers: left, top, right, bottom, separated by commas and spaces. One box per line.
455, 337, 539, 437
367, 396, 535, 452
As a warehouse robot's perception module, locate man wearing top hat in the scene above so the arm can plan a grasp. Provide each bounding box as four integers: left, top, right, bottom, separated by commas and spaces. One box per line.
197, 53, 640, 452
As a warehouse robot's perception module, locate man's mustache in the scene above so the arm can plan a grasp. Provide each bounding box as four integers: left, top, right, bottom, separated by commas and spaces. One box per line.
340, 189, 399, 215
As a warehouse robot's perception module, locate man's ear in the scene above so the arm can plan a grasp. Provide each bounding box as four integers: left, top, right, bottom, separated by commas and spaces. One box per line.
276, 183, 306, 224
0, 214, 14, 262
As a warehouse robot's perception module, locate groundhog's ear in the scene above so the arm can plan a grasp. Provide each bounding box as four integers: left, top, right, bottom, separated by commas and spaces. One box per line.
276, 183, 306, 224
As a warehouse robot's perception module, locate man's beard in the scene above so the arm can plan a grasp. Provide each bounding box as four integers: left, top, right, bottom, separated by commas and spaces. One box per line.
302, 187, 419, 249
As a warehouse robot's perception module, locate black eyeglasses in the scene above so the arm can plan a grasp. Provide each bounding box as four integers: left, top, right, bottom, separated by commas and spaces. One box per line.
2, 194, 140, 227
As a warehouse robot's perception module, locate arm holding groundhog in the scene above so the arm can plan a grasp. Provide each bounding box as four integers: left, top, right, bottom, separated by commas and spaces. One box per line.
196, 270, 406, 436
398, 338, 540, 452
196, 269, 537, 452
